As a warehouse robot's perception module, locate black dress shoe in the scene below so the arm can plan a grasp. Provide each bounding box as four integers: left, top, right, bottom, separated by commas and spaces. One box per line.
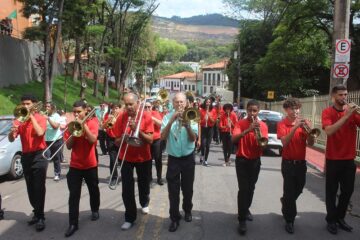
28, 216, 39, 225
91, 211, 99, 221
157, 178, 164, 185
35, 219, 45, 232
285, 222, 294, 234
327, 222, 338, 234
246, 210, 253, 221
184, 212, 192, 222
168, 221, 179, 232
238, 221, 247, 235
65, 225, 79, 237
337, 219, 352, 232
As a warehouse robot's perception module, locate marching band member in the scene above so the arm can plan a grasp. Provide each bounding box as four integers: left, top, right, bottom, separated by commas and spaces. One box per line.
8, 94, 48, 231
144, 101, 164, 185
64, 100, 100, 237
161, 92, 198, 232
44, 102, 62, 181
113, 93, 154, 231
231, 100, 268, 235
219, 103, 237, 166
277, 98, 315, 234
95, 102, 108, 155
322, 85, 360, 234
103, 103, 122, 186
199, 98, 217, 166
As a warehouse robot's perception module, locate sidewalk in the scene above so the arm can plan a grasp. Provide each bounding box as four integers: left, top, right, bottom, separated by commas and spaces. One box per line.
306, 146, 360, 218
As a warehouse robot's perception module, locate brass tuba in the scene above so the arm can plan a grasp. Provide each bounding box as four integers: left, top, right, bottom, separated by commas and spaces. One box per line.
13, 101, 43, 122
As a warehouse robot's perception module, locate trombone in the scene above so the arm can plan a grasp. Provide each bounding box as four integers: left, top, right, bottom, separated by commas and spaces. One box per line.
14, 101, 43, 122
42, 107, 97, 161
108, 99, 148, 190
251, 116, 268, 147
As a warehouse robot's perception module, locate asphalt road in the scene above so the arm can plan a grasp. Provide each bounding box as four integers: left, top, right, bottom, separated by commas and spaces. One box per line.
0, 143, 359, 240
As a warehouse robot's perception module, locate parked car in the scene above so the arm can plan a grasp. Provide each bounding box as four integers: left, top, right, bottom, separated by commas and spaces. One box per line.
0, 115, 23, 179
258, 110, 284, 155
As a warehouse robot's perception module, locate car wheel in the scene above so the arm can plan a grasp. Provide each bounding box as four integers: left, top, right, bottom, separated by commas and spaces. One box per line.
8, 153, 23, 179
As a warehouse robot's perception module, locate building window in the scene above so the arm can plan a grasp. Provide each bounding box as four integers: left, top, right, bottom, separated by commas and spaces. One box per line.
203, 86, 207, 93
185, 85, 187, 90
210, 86, 213, 93
217, 74, 221, 86
192, 85, 195, 91
208, 73, 211, 85
212, 73, 216, 85
204, 73, 207, 83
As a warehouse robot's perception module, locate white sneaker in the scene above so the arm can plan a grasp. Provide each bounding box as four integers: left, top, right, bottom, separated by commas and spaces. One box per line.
141, 206, 149, 214
54, 175, 60, 181
121, 222, 133, 230
222, 163, 227, 167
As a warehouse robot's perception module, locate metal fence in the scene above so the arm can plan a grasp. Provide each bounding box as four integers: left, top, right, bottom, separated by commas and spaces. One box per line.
259, 91, 360, 158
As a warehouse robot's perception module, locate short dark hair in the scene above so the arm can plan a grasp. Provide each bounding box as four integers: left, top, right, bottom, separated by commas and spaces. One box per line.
283, 98, 301, 109
246, 100, 260, 109
187, 95, 194, 103
73, 100, 87, 109
331, 84, 347, 94
21, 94, 38, 103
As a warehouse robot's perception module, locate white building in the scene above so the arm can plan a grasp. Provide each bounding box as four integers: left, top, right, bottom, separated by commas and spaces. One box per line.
159, 71, 202, 94
201, 59, 229, 96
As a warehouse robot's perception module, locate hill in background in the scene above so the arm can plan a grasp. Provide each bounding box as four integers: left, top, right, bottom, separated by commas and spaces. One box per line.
152, 14, 239, 44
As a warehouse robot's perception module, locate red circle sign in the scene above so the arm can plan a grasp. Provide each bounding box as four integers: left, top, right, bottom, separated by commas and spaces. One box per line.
334, 64, 349, 78
336, 40, 351, 54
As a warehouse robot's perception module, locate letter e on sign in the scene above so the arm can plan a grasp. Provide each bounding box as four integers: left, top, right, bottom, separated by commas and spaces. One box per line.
335, 39, 351, 62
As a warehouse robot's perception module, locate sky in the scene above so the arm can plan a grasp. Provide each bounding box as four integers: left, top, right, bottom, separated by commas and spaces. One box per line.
154, 0, 229, 18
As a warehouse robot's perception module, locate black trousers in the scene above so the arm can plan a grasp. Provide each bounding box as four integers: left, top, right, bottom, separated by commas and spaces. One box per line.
45, 139, 62, 176
281, 160, 307, 222
21, 151, 48, 220
325, 159, 356, 223
98, 130, 107, 155
66, 167, 100, 225
121, 160, 152, 223
106, 136, 119, 179
150, 139, 162, 180
220, 132, 232, 162
235, 157, 261, 222
166, 153, 195, 222
213, 124, 219, 142
201, 126, 213, 161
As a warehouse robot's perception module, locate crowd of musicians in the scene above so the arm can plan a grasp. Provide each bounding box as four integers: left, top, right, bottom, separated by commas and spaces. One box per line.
0, 84, 359, 237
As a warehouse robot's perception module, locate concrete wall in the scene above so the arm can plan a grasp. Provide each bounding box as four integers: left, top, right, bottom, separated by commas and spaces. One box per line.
0, 35, 42, 87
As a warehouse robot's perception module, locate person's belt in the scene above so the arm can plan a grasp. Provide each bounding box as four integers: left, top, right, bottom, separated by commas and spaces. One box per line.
283, 159, 306, 164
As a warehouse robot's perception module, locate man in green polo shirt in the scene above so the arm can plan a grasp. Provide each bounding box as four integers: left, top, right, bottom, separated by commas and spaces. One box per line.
161, 92, 198, 232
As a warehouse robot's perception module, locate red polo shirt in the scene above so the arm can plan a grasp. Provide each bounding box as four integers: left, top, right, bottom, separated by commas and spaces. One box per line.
151, 110, 163, 140
233, 118, 268, 159
277, 118, 308, 160
219, 112, 238, 133
64, 117, 99, 169
200, 108, 217, 127
113, 110, 154, 162
322, 106, 360, 160
16, 113, 47, 153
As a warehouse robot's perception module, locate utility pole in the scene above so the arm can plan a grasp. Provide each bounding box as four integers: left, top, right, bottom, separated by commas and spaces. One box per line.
234, 40, 241, 107
329, 0, 351, 93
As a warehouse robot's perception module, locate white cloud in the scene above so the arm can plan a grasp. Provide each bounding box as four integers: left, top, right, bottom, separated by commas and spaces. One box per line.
155, 0, 228, 18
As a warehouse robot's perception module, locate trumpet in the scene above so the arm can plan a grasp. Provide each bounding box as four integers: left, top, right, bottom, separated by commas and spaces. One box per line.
42, 107, 97, 161
348, 102, 360, 114
13, 101, 43, 122
103, 112, 119, 129
300, 119, 321, 138
251, 116, 268, 147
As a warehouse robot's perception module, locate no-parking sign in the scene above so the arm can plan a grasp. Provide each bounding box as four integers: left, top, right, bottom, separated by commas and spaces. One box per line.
333, 63, 349, 78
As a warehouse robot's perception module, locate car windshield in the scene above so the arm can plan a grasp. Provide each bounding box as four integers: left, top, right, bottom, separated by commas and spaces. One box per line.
258, 112, 282, 134
0, 119, 13, 135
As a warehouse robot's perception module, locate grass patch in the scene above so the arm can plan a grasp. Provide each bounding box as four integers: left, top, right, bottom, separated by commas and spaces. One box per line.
0, 76, 120, 115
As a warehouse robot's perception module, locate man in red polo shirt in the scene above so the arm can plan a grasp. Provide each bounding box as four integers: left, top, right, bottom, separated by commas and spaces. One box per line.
113, 93, 154, 230
103, 102, 122, 187
8, 94, 47, 232
277, 98, 315, 234
232, 100, 268, 235
145, 101, 164, 185
322, 85, 360, 235
63, 100, 100, 237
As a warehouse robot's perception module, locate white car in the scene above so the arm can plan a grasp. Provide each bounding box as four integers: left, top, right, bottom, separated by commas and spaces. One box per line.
0, 116, 23, 179
258, 110, 284, 155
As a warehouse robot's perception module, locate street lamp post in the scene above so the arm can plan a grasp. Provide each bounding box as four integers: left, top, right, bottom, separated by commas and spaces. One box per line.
234, 41, 241, 107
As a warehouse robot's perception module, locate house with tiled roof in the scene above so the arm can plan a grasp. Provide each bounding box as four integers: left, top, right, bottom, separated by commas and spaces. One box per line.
159, 71, 202, 94
201, 59, 229, 96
